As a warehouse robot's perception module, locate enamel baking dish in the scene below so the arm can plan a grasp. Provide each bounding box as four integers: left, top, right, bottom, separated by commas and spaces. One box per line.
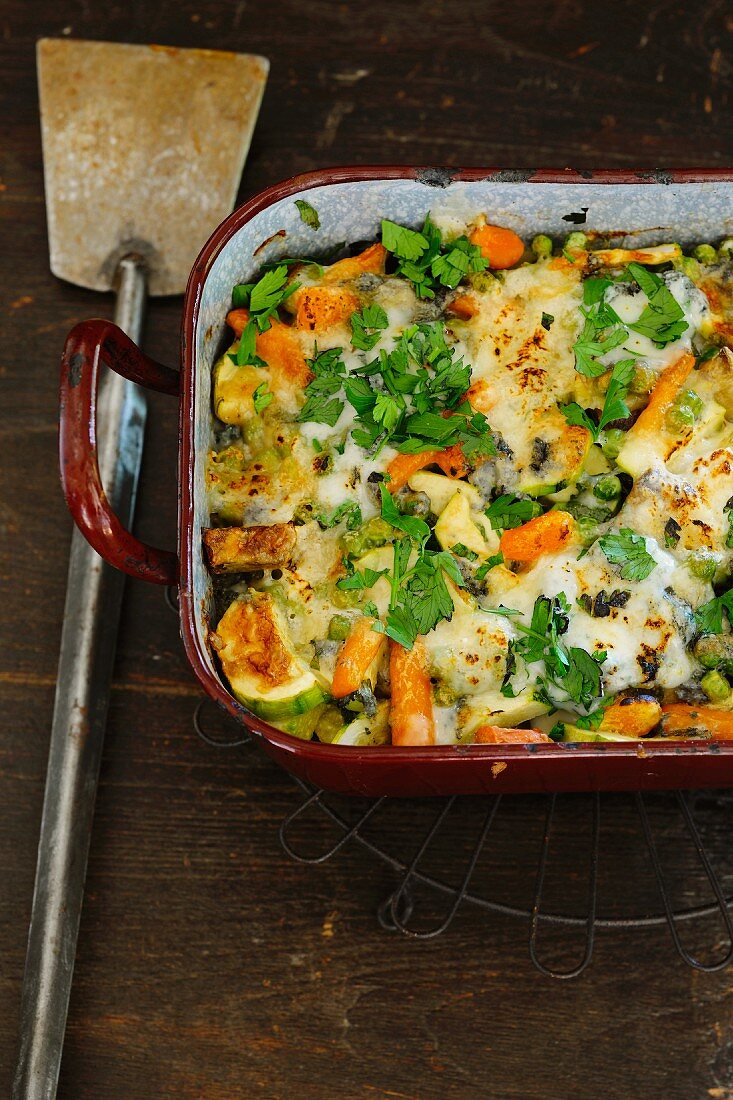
59, 166, 733, 796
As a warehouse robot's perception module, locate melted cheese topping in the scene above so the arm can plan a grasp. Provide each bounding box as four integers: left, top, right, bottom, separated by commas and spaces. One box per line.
206, 226, 733, 744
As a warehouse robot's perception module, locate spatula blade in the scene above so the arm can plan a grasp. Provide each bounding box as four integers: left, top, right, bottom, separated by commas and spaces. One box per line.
37, 39, 268, 296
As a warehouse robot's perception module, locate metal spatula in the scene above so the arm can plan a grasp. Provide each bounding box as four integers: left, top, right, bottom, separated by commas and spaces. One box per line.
15, 40, 268, 1100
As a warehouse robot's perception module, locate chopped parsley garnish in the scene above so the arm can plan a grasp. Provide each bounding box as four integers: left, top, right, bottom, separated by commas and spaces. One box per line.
318, 501, 362, 530
571, 263, 688, 382
294, 199, 320, 230
484, 494, 542, 531
342, 321, 495, 459
450, 543, 478, 561
694, 589, 733, 635
560, 358, 635, 439
361, 486, 466, 649
598, 528, 657, 581
626, 263, 688, 346
485, 594, 606, 711
230, 265, 300, 368
475, 552, 504, 580
297, 346, 347, 427
337, 562, 388, 591
380, 215, 488, 300
350, 304, 389, 352
252, 382, 273, 415
572, 312, 629, 378
381, 220, 430, 262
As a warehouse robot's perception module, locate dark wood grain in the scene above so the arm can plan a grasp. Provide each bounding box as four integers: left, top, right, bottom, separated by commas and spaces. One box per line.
2, 2, 733, 1097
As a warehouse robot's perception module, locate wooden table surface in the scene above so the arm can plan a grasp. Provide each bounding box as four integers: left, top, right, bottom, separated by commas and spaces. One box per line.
3, 2, 733, 1096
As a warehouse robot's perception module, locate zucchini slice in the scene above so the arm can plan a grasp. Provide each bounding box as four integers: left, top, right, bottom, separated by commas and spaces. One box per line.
332, 701, 391, 746
211, 593, 329, 720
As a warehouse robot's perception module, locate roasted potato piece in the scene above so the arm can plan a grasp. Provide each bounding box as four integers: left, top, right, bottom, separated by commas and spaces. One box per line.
203, 523, 297, 573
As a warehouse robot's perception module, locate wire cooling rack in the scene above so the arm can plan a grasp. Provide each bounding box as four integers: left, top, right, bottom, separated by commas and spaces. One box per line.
192, 695, 733, 979
170, 588, 733, 979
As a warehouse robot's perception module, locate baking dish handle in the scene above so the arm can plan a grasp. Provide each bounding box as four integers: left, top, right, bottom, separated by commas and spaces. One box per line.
59, 318, 180, 585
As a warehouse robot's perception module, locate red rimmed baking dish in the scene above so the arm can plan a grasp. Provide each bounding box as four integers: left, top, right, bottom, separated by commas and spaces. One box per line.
59, 166, 733, 796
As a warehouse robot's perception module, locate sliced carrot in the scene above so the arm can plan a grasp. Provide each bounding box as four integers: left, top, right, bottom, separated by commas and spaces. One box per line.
661, 704, 733, 739
386, 450, 442, 492
474, 725, 551, 744
631, 352, 695, 437
600, 695, 662, 737
447, 293, 479, 319
294, 286, 360, 332
469, 224, 525, 269
499, 510, 575, 563
331, 617, 386, 699
322, 243, 387, 283
225, 310, 311, 389
434, 443, 468, 479
385, 446, 467, 492
257, 319, 312, 388
389, 639, 436, 746
466, 378, 495, 414
226, 308, 250, 336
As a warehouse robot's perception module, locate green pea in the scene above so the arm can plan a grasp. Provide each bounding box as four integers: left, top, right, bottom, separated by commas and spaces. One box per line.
327, 614, 352, 642
665, 389, 703, 433
601, 428, 626, 460
565, 231, 587, 251
719, 238, 733, 260
688, 553, 717, 582
665, 403, 695, 433
693, 634, 733, 671
681, 388, 704, 416
593, 475, 622, 501
694, 243, 717, 264
531, 234, 553, 259
341, 516, 393, 555
701, 670, 731, 704
629, 364, 657, 396
576, 515, 601, 547
680, 255, 701, 281
468, 270, 496, 293
434, 681, 460, 707
330, 585, 364, 610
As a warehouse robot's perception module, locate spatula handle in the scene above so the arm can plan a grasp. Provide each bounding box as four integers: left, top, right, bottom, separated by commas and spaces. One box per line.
14, 257, 149, 1100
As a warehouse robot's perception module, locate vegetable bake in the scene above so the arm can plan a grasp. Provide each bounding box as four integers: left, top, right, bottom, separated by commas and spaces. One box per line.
203, 207, 733, 748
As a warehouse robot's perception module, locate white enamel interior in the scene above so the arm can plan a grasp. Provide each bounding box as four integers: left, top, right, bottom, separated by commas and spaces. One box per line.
191, 175, 733, 685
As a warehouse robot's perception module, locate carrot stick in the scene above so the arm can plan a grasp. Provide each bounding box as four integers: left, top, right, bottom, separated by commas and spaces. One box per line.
389, 639, 436, 746
386, 446, 467, 492
600, 696, 662, 737
434, 443, 468, 479
295, 286, 360, 332
661, 704, 733, 739
631, 352, 694, 437
225, 310, 312, 388
322, 243, 387, 283
474, 725, 551, 744
499, 510, 575, 563
331, 617, 386, 699
447, 293, 479, 319
469, 224, 524, 269
226, 308, 250, 336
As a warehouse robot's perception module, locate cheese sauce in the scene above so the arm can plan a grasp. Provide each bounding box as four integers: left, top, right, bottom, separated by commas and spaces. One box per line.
205, 222, 733, 745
